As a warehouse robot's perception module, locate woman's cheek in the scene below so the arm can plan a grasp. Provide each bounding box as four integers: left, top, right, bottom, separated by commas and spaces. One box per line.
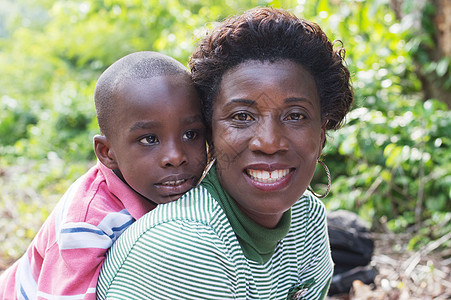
214, 126, 248, 160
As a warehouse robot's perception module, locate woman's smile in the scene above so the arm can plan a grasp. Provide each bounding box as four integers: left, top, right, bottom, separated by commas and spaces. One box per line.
245, 167, 294, 192
246, 168, 291, 183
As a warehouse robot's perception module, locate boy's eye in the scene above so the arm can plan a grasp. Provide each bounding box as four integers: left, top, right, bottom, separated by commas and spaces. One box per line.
139, 135, 159, 145
285, 112, 304, 121
232, 112, 253, 121
183, 130, 198, 141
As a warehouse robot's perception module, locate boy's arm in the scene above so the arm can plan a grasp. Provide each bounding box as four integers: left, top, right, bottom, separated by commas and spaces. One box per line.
36, 240, 106, 299
97, 220, 237, 299
20, 221, 119, 300
17, 210, 134, 300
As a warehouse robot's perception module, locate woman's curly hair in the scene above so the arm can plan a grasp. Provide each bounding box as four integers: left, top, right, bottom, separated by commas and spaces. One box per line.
189, 7, 353, 131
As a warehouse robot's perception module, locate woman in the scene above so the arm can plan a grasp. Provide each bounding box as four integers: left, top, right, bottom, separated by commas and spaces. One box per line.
97, 7, 353, 299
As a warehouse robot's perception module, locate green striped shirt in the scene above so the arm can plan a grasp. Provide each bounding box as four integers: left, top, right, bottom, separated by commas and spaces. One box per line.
97, 185, 333, 299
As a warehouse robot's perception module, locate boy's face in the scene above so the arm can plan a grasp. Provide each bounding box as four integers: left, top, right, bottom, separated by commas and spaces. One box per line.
108, 75, 206, 204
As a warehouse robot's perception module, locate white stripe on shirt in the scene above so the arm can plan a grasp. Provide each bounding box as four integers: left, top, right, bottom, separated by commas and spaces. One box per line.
58, 210, 134, 250
36, 287, 96, 299
16, 253, 37, 300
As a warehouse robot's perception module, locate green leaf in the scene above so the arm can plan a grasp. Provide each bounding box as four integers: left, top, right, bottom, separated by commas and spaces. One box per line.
436, 58, 449, 77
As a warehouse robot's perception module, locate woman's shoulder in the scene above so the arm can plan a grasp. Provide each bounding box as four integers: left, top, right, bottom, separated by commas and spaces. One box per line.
132, 185, 221, 233
289, 190, 328, 238
97, 186, 239, 297
106, 185, 230, 255
292, 190, 327, 220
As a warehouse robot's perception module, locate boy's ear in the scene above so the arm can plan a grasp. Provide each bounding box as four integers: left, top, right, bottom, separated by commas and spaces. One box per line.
93, 135, 118, 170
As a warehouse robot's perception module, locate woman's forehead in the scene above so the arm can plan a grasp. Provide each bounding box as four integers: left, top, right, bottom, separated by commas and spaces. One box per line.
216, 60, 319, 108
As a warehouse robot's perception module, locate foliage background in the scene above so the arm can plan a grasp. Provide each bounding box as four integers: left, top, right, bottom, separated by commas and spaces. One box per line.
0, 0, 450, 271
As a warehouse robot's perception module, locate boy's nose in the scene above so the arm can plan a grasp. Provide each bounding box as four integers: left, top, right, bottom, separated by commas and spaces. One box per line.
160, 142, 188, 167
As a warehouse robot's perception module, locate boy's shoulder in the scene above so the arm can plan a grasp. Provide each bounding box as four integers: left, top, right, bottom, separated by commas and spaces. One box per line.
59, 163, 125, 224
63, 161, 154, 225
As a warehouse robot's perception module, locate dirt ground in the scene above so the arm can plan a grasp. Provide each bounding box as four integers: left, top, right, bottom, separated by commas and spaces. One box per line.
328, 232, 451, 300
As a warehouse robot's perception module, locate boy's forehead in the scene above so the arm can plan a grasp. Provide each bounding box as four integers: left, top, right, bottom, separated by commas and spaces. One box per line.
113, 74, 196, 108
117, 73, 191, 91
109, 74, 201, 129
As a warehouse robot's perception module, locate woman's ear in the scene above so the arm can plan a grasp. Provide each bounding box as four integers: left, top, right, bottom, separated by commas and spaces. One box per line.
93, 135, 118, 170
206, 130, 214, 158
318, 119, 328, 158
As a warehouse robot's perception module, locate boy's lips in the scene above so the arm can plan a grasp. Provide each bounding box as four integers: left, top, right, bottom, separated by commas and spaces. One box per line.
159, 179, 188, 186
154, 176, 196, 197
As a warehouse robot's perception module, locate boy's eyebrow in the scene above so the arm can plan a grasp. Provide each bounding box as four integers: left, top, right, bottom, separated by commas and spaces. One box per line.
182, 114, 203, 124
129, 115, 203, 132
129, 121, 160, 132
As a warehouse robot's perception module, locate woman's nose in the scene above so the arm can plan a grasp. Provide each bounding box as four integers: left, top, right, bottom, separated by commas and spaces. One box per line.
248, 118, 289, 154
160, 141, 188, 167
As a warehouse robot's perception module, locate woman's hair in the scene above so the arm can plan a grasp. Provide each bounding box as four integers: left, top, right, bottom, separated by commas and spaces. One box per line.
189, 7, 353, 131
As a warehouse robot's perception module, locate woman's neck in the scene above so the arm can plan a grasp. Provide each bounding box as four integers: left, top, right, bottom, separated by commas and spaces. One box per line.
234, 201, 284, 229
201, 165, 292, 264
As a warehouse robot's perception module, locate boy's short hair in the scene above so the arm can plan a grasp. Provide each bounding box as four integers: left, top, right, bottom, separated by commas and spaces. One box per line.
95, 51, 189, 137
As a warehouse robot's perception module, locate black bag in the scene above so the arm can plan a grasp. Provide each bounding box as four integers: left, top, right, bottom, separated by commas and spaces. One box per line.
327, 210, 376, 295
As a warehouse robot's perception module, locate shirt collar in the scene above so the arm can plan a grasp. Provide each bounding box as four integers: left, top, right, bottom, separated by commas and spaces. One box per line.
201, 165, 291, 264
98, 161, 156, 219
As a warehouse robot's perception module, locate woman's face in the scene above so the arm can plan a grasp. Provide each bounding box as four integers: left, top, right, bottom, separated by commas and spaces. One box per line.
212, 60, 326, 228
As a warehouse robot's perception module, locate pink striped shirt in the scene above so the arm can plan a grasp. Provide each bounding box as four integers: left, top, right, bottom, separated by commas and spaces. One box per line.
0, 161, 155, 299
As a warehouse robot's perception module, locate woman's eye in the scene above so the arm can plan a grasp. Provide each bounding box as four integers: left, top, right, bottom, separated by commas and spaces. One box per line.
139, 135, 159, 145
183, 130, 198, 141
232, 112, 253, 121
285, 112, 304, 121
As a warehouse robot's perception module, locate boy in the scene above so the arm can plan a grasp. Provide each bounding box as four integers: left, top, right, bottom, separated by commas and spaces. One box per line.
0, 51, 207, 299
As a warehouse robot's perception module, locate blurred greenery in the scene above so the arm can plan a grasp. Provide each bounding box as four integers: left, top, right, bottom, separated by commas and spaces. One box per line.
0, 0, 450, 263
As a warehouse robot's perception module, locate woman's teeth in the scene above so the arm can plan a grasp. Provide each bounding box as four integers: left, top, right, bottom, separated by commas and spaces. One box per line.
161, 179, 186, 186
247, 169, 290, 183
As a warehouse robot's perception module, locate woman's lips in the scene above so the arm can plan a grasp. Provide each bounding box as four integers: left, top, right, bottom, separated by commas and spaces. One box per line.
246, 169, 290, 183
244, 166, 294, 192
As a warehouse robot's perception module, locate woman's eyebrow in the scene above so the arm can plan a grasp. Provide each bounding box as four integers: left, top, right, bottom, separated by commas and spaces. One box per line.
284, 97, 314, 108
224, 98, 256, 108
